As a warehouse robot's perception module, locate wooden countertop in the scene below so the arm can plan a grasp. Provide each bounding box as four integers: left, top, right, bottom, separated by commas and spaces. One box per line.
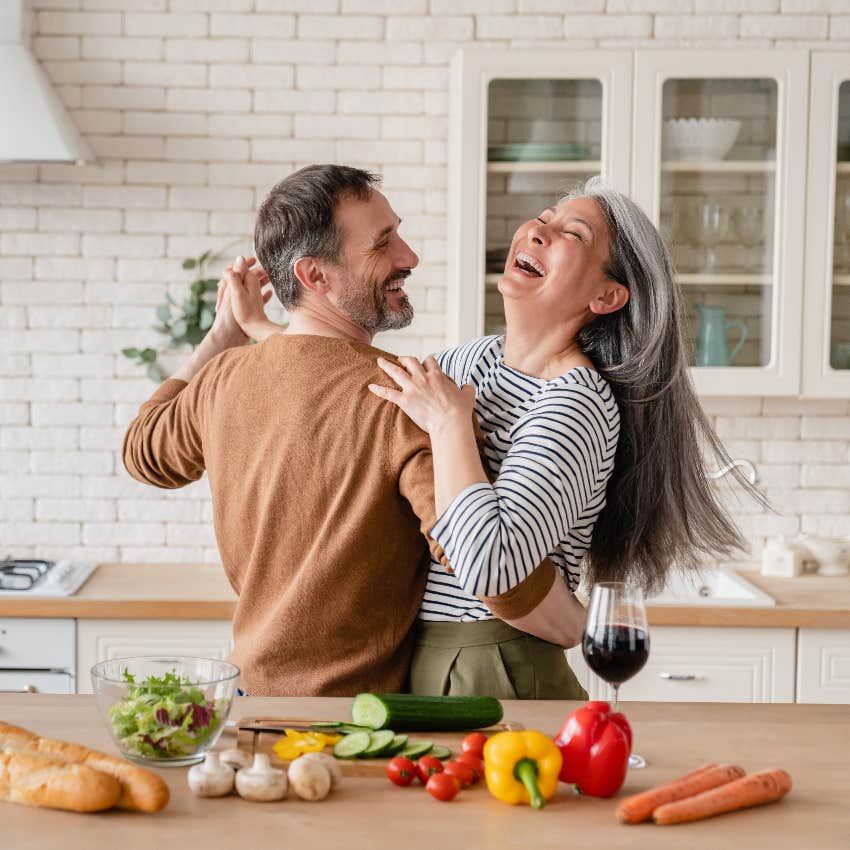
1, 563, 849, 627
0, 695, 844, 850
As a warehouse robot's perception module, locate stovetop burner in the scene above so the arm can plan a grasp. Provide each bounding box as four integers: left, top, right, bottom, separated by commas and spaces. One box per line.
0, 556, 97, 597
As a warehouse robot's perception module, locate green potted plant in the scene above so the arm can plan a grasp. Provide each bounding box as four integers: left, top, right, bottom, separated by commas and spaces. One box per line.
122, 250, 221, 382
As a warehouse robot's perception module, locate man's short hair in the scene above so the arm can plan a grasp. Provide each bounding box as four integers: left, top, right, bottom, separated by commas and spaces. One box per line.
254, 164, 381, 310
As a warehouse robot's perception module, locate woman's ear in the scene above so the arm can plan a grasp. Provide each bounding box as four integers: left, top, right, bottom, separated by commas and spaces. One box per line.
293, 256, 329, 294
589, 280, 629, 316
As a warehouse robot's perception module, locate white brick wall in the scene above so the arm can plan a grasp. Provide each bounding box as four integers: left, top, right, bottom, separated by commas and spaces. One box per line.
2, 1, 849, 567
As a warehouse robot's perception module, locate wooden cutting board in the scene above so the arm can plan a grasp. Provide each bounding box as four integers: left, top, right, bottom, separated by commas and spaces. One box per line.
220, 716, 525, 777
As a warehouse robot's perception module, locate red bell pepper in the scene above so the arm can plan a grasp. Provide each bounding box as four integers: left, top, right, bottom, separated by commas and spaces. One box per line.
554, 701, 632, 798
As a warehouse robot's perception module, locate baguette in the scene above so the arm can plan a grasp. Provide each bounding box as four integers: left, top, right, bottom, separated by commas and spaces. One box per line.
0, 750, 121, 812
0, 720, 169, 813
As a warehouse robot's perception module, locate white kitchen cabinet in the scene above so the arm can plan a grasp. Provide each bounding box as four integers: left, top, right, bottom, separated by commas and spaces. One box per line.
567, 626, 796, 703
802, 53, 850, 396
796, 628, 850, 704
448, 48, 632, 345
633, 51, 808, 397
75, 619, 234, 694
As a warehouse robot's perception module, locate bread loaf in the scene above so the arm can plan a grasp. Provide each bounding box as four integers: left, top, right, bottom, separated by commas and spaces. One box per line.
0, 750, 121, 812
0, 721, 169, 813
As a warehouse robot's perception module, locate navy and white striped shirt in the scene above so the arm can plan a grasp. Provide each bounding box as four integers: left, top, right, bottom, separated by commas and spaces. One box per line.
419, 335, 620, 622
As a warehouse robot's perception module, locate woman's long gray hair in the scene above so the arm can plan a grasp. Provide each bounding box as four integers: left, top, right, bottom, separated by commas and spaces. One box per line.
568, 177, 764, 593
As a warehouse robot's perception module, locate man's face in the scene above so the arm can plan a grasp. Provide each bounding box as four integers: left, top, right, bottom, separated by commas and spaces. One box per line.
326, 190, 419, 333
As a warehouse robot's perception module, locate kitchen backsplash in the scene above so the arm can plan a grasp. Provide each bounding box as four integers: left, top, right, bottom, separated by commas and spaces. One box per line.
1, 1, 849, 567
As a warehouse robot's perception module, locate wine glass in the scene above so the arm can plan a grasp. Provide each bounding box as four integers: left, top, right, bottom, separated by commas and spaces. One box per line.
582, 582, 650, 768
695, 200, 731, 273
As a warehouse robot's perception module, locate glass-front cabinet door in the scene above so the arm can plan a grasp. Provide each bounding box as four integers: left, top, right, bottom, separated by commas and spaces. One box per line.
633, 51, 809, 396
803, 54, 850, 397
448, 50, 631, 344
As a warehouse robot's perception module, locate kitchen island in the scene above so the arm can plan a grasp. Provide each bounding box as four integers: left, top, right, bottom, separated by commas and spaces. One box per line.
0, 695, 845, 850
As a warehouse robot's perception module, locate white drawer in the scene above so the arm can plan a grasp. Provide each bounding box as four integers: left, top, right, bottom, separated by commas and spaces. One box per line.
796, 629, 850, 704
0, 670, 75, 694
569, 626, 796, 703
0, 618, 75, 670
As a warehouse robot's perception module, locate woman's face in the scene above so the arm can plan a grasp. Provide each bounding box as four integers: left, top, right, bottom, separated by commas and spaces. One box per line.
500, 196, 624, 321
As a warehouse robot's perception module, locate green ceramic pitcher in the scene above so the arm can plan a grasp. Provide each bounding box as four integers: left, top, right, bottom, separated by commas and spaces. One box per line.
694, 304, 748, 367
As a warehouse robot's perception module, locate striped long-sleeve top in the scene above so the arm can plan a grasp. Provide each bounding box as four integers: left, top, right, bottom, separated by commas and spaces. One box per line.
419, 335, 620, 622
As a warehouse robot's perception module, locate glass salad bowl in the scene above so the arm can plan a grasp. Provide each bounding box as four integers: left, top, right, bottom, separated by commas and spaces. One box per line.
91, 656, 240, 767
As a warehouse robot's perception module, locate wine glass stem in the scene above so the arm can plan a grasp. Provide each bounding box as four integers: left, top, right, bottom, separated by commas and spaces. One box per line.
611, 684, 620, 713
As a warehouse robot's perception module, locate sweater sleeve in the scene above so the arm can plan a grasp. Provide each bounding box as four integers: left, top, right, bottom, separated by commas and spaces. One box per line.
429, 380, 618, 597
122, 377, 206, 489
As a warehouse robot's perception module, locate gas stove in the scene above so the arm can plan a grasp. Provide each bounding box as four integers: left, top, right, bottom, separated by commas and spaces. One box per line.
0, 558, 98, 597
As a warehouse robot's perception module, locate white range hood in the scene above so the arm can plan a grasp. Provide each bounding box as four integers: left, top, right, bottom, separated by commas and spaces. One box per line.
0, 0, 91, 164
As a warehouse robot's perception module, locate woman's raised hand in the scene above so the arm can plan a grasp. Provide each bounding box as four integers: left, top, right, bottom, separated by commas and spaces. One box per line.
369, 355, 475, 435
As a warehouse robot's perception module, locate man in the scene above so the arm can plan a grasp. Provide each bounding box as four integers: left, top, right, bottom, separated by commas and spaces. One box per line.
123, 165, 548, 696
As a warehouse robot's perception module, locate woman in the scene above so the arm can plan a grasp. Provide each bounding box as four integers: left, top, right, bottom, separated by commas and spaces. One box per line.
367, 177, 759, 699
226, 177, 758, 700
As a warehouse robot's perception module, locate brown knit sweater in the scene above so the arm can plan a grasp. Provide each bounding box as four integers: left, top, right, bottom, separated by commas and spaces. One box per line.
123, 334, 552, 696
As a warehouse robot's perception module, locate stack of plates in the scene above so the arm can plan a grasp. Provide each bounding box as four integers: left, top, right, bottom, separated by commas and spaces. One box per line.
488, 142, 593, 162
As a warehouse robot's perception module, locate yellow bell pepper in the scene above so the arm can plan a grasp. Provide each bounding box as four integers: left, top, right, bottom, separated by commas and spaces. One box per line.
272, 729, 342, 761
484, 730, 563, 810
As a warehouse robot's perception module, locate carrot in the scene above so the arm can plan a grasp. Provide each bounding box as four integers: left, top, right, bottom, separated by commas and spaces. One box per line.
616, 763, 745, 824
653, 768, 792, 826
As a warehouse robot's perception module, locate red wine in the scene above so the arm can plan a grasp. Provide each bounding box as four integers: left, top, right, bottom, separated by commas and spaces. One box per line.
582, 624, 649, 685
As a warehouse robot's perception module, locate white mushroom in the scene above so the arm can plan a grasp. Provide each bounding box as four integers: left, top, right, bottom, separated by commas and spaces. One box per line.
288, 756, 332, 802
187, 752, 235, 798
218, 747, 253, 771
299, 751, 342, 791
235, 753, 288, 802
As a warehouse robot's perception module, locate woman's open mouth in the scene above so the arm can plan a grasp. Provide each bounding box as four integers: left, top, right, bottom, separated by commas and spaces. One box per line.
512, 251, 546, 278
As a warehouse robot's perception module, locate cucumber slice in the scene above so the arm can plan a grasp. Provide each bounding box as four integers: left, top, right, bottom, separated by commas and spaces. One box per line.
309, 721, 345, 730
361, 730, 396, 758
430, 745, 452, 761
337, 723, 375, 734
332, 731, 371, 759
399, 739, 433, 760
384, 734, 409, 757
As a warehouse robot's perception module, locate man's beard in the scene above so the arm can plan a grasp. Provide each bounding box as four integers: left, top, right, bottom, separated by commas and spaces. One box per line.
337, 269, 414, 333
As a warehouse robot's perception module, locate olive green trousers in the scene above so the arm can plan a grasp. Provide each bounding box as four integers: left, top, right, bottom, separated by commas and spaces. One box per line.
408, 618, 588, 701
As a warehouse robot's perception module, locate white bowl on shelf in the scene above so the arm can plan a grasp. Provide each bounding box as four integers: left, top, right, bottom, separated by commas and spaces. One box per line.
663, 118, 742, 162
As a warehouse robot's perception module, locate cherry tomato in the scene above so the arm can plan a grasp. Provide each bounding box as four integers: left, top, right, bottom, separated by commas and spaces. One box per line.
416, 755, 444, 785
443, 760, 475, 789
426, 772, 460, 802
455, 752, 484, 783
462, 732, 488, 760
386, 756, 416, 786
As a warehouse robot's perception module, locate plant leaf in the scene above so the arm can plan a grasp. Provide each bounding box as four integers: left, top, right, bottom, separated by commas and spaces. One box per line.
185, 326, 206, 346
199, 303, 215, 331
182, 258, 197, 270
156, 304, 171, 323
147, 362, 165, 382
140, 348, 157, 363
122, 347, 140, 359
199, 250, 211, 266
171, 319, 188, 338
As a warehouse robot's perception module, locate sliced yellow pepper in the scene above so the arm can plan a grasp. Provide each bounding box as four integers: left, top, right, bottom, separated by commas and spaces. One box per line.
484, 730, 563, 810
272, 729, 342, 761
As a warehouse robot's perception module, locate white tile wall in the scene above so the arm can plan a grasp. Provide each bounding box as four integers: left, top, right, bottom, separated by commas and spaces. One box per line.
2, 1, 850, 566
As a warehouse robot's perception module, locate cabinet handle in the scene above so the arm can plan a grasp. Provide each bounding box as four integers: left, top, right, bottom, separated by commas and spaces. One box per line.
659, 673, 704, 681
0, 684, 37, 693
